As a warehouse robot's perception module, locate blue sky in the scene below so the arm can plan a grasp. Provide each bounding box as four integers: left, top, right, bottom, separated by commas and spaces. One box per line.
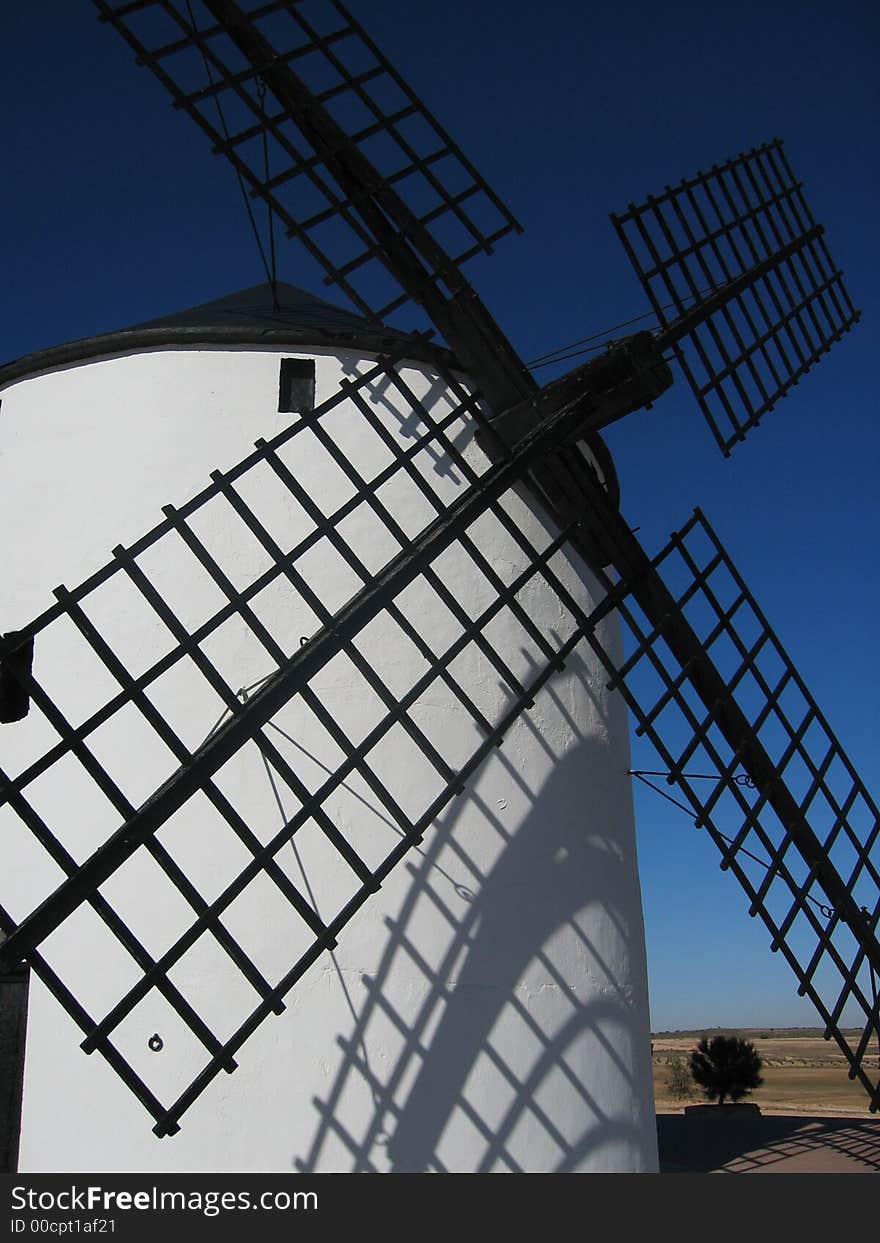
3, 0, 878, 1030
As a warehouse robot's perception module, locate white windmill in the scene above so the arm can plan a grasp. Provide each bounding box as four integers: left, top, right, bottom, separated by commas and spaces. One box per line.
0, 0, 875, 1175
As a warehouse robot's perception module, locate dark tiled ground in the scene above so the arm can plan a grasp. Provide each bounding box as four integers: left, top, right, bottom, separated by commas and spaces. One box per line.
657, 1110, 880, 1173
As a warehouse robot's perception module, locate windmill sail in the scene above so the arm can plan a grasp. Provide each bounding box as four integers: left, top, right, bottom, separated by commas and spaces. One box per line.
581, 504, 880, 1109
2, 347, 878, 1130
0, 344, 627, 1137
612, 140, 861, 454
92, 0, 530, 413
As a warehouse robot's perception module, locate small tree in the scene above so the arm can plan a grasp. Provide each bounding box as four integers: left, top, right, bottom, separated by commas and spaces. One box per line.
666, 1055, 693, 1101
690, 1035, 763, 1105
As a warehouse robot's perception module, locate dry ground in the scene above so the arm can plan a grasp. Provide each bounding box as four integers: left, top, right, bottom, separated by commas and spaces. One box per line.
652, 1029, 880, 1171
653, 1028, 877, 1115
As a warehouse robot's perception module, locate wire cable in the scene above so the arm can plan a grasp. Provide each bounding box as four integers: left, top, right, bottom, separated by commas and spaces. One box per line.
630, 769, 836, 922
526, 282, 720, 370
185, 0, 275, 292
258, 76, 280, 311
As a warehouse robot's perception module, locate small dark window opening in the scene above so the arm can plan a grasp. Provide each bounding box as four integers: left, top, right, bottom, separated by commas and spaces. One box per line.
0, 632, 35, 724
278, 358, 316, 413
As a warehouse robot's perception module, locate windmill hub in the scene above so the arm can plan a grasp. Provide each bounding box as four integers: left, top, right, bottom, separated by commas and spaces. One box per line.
487, 331, 674, 456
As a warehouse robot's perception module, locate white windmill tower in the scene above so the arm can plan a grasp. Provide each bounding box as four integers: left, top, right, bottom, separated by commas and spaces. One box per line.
0, 275, 656, 1172
1, 0, 877, 1176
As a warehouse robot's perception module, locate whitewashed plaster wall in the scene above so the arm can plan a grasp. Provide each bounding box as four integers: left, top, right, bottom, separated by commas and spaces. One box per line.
0, 344, 657, 1172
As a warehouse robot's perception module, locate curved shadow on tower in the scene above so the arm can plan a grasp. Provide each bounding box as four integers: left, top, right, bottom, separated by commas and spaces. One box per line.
295, 670, 656, 1173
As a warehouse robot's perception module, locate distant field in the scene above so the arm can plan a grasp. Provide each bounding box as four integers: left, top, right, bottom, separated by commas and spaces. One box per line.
653, 1029, 879, 1114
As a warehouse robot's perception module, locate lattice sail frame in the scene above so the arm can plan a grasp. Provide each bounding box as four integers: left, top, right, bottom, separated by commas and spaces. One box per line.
585, 509, 880, 1107
0, 348, 622, 1137
2, 352, 878, 1127
93, 0, 521, 325
612, 140, 860, 455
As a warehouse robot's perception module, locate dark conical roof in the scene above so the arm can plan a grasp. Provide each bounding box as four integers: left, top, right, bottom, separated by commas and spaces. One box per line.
0, 282, 443, 389
131, 282, 388, 336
